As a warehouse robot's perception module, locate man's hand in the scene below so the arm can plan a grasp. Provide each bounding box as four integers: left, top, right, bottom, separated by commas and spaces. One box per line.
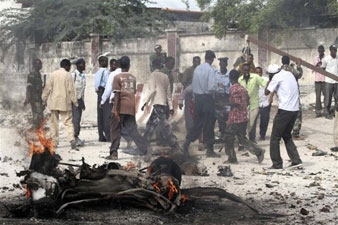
83, 105, 86, 111
169, 109, 174, 115
141, 103, 147, 111
99, 104, 103, 109
114, 111, 120, 122
179, 103, 184, 110
316, 61, 322, 67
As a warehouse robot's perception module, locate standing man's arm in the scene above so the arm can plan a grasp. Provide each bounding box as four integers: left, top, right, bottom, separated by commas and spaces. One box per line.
100, 73, 113, 106
82, 75, 86, 110
67, 74, 78, 108
42, 74, 53, 106
142, 74, 156, 109
112, 75, 121, 121
167, 78, 173, 114
207, 68, 217, 92
24, 74, 33, 106
257, 75, 268, 87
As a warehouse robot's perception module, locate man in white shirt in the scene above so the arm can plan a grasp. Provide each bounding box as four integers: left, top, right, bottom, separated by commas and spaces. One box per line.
182, 50, 219, 157
142, 58, 180, 152
265, 64, 303, 170
71, 58, 86, 146
322, 44, 338, 119
250, 66, 271, 141
100, 59, 133, 147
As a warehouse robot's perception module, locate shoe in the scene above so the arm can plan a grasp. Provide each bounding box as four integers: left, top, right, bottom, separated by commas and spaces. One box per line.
224, 159, 239, 164
206, 150, 220, 158
75, 137, 84, 147
99, 137, 107, 142
250, 139, 257, 144
287, 162, 303, 170
70, 140, 76, 149
293, 136, 305, 141
325, 115, 333, 120
315, 113, 322, 118
238, 146, 245, 151
330, 147, 338, 152
106, 151, 118, 160
260, 136, 266, 141
266, 165, 283, 170
257, 149, 265, 164
198, 143, 205, 151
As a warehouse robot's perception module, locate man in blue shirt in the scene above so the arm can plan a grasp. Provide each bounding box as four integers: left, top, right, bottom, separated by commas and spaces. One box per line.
94, 56, 111, 142
183, 50, 219, 157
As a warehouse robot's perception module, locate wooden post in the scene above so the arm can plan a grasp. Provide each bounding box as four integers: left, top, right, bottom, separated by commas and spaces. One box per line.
245, 35, 338, 82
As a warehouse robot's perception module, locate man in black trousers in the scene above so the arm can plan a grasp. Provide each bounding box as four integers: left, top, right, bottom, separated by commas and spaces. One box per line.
265, 64, 303, 170
182, 50, 219, 157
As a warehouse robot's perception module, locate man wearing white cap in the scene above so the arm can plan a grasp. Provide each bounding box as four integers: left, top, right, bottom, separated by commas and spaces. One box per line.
265, 64, 303, 170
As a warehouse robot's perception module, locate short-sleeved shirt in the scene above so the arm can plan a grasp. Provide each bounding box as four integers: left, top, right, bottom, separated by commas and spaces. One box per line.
192, 63, 217, 95
27, 71, 43, 103
322, 55, 338, 84
267, 69, 299, 111
113, 72, 137, 116
227, 83, 249, 125
313, 55, 325, 82
238, 73, 267, 110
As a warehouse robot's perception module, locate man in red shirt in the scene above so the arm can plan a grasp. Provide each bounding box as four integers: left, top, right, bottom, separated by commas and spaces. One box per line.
223, 70, 265, 164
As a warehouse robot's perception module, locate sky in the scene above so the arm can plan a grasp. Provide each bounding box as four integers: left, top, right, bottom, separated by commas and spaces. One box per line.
146, 0, 202, 11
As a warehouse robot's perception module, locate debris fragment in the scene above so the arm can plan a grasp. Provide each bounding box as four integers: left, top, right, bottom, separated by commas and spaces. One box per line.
300, 208, 309, 215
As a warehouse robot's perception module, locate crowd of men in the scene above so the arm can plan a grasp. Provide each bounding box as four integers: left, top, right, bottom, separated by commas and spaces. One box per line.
24, 43, 338, 169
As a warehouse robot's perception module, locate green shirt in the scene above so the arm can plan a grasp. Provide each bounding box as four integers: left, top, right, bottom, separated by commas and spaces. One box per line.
239, 73, 267, 110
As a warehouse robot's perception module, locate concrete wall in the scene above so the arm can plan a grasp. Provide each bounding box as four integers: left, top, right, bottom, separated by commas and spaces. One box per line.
1, 27, 337, 124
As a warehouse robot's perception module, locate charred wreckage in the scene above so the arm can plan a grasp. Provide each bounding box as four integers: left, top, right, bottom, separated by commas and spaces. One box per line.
7, 124, 259, 219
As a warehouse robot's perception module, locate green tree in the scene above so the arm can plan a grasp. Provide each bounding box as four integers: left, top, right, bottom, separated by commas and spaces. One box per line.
196, 0, 338, 38
0, 0, 168, 48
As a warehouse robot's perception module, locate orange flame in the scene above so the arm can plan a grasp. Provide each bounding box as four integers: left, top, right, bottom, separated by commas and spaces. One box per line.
26, 120, 54, 157
24, 184, 31, 198
167, 177, 178, 200
152, 182, 161, 193
181, 194, 188, 203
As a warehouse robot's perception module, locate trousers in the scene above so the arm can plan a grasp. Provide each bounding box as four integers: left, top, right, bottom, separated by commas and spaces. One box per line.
224, 121, 263, 162
249, 105, 271, 140
144, 105, 178, 148
324, 83, 338, 115
50, 110, 74, 145
185, 94, 216, 150
270, 109, 302, 168
97, 91, 111, 140
110, 114, 147, 155
72, 99, 84, 138
315, 82, 325, 115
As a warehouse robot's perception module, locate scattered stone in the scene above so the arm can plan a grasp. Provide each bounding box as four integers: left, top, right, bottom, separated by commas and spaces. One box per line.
3, 156, 8, 162
265, 184, 275, 188
290, 204, 296, 208
320, 206, 331, 213
300, 208, 309, 215
14, 141, 21, 147
217, 166, 233, 177
0, 173, 8, 177
317, 193, 325, 200
312, 150, 327, 156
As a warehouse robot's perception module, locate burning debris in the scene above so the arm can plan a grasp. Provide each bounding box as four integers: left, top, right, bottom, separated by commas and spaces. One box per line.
7, 125, 260, 219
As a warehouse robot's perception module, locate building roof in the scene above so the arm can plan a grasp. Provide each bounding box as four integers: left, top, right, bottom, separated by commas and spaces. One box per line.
146, 0, 201, 11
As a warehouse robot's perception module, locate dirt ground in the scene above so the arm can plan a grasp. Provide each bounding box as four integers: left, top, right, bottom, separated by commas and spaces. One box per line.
0, 106, 337, 225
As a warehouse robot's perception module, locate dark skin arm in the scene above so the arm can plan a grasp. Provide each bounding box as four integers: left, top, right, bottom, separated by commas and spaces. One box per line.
265, 80, 271, 95
114, 92, 120, 122
24, 87, 30, 106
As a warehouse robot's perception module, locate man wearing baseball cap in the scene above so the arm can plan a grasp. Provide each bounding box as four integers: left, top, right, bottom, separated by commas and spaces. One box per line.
265, 64, 303, 170
149, 44, 167, 72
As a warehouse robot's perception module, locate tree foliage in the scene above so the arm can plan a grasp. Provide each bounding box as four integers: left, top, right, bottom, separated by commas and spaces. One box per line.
196, 0, 338, 38
0, 0, 168, 48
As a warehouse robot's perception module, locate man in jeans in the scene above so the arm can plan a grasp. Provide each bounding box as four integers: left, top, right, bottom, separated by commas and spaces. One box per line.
265, 64, 303, 170
224, 70, 265, 164
312, 45, 326, 117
